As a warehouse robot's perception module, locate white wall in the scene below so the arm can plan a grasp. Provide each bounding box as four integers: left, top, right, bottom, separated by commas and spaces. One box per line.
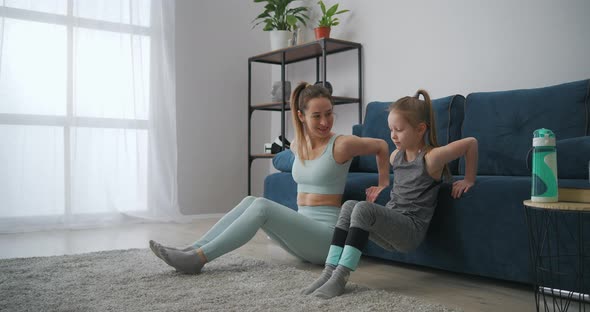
176, 0, 271, 215
177, 0, 590, 215
274, 0, 590, 140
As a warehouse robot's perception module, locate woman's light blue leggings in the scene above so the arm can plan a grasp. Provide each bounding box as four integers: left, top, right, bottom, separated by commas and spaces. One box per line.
190, 196, 339, 265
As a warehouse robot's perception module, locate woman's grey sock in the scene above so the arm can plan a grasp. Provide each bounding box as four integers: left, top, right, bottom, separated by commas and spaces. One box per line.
313, 265, 351, 299
153, 241, 205, 274
149, 240, 198, 261
301, 264, 336, 295
149, 240, 168, 260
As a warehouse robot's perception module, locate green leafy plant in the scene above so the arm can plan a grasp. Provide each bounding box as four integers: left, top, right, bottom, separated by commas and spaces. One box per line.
317, 0, 349, 28
252, 0, 309, 31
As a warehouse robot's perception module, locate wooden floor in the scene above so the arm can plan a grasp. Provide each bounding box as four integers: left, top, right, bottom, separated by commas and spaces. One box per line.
0, 218, 535, 312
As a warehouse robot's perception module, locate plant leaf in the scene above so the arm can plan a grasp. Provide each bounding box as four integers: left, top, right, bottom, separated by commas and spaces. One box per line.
286, 15, 298, 26
326, 4, 338, 17
288, 7, 308, 14
264, 3, 276, 12
318, 0, 326, 14
295, 16, 307, 26
256, 12, 270, 19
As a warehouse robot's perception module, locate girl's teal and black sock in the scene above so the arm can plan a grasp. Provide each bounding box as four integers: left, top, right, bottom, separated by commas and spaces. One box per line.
314, 227, 369, 299
302, 227, 348, 295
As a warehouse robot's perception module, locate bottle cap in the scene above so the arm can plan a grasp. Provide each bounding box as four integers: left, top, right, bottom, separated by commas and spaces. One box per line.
533, 128, 556, 147
533, 128, 555, 138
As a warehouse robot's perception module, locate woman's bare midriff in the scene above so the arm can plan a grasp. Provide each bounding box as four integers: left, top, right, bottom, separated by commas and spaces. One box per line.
297, 193, 343, 207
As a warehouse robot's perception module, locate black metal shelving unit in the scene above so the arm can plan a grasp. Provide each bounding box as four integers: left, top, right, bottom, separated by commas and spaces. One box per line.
247, 38, 363, 195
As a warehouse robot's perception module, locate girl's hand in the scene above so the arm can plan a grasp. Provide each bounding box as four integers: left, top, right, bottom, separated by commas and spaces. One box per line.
365, 186, 387, 203
452, 180, 474, 199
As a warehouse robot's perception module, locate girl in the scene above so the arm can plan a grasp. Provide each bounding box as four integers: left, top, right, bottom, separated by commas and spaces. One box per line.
149, 82, 391, 275
303, 89, 478, 299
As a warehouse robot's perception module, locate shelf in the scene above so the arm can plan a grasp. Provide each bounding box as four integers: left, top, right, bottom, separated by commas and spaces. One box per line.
249, 38, 361, 65
250, 153, 276, 159
247, 39, 362, 195
251, 96, 360, 111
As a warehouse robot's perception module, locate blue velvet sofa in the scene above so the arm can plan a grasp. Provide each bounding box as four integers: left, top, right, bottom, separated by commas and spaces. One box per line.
264, 79, 590, 285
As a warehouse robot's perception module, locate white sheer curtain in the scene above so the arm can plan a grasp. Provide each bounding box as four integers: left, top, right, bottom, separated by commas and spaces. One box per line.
0, 0, 181, 233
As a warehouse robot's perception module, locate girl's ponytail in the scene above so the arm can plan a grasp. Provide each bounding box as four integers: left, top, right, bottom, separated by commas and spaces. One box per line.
415, 89, 451, 180
414, 89, 438, 148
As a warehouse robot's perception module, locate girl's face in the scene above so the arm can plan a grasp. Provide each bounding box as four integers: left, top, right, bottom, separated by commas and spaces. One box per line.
387, 111, 426, 151
298, 97, 334, 139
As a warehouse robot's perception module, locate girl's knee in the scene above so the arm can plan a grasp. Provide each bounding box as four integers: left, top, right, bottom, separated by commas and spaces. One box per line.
351, 202, 377, 227
340, 200, 357, 215
342, 200, 358, 208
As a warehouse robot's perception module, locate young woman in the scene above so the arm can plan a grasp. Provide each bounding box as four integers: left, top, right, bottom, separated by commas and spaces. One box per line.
149, 82, 391, 274
303, 89, 479, 299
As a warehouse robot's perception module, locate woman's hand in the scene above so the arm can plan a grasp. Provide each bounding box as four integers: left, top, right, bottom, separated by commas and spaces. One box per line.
365, 186, 387, 203
451, 179, 474, 199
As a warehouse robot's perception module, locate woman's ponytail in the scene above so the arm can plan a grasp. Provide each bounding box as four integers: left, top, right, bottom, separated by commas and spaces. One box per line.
290, 82, 333, 162
291, 82, 310, 161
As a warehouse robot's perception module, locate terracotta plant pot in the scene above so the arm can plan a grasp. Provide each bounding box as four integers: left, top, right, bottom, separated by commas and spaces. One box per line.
314, 26, 331, 39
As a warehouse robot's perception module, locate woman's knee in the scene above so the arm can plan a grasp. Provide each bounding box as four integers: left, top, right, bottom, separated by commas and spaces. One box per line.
241, 196, 257, 206
247, 197, 274, 216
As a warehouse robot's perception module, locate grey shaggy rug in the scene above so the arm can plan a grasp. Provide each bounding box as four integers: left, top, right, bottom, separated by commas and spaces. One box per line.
0, 249, 460, 312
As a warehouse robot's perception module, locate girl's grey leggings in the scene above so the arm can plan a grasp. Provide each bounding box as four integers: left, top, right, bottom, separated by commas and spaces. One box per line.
338, 200, 425, 253
193, 196, 339, 264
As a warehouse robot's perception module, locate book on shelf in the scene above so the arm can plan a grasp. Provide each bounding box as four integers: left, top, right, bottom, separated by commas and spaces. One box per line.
558, 186, 590, 203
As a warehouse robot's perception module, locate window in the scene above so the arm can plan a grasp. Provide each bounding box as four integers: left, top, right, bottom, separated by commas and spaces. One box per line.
0, 1, 154, 219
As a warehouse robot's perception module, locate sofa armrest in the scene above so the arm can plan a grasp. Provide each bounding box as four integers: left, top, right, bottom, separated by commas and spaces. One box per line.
556, 136, 590, 179
352, 124, 363, 136
272, 149, 295, 172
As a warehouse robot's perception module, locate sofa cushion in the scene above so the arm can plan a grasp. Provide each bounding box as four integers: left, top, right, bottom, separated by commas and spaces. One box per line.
461, 79, 590, 176
355, 95, 465, 174
355, 102, 396, 173
432, 95, 466, 174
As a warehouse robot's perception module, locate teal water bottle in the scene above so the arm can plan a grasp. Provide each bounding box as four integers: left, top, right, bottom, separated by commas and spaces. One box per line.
531, 128, 558, 202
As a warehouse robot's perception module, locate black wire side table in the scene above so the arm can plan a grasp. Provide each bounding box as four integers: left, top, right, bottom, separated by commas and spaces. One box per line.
524, 200, 590, 312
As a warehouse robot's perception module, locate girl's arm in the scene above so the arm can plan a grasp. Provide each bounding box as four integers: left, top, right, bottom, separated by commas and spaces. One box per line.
334, 135, 390, 202
427, 137, 478, 198
460, 138, 478, 184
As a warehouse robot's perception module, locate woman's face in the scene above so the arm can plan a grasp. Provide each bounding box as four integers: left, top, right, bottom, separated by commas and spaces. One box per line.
298, 97, 334, 139
387, 111, 425, 150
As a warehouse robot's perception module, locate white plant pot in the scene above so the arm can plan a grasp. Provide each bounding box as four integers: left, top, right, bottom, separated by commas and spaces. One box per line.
269, 30, 292, 51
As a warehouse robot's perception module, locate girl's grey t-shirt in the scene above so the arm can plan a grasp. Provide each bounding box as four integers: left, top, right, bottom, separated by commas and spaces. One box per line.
386, 149, 442, 230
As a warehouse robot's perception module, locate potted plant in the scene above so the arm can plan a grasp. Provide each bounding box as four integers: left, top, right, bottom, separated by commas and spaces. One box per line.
252, 0, 309, 50
314, 0, 349, 39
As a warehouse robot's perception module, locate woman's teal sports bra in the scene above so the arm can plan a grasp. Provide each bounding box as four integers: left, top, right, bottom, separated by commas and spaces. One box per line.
292, 134, 352, 195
